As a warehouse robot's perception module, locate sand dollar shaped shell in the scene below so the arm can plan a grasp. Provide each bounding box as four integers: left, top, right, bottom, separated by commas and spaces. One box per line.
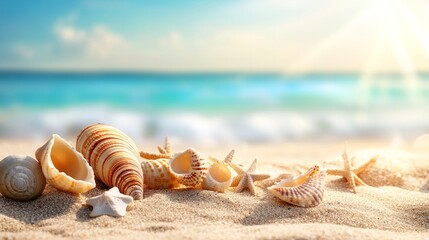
268, 166, 325, 208
76, 124, 144, 200
202, 159, 233, 193
0, 155, 46, 201
169, 148, 208, 187
36, 134, 96, 194
141, 158, 179, 189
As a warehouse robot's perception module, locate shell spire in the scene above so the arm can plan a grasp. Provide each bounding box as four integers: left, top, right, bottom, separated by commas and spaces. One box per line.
268, 166, 325, 208
76, 124, 144, 200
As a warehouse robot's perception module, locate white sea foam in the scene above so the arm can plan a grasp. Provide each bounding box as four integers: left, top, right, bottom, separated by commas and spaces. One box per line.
0, 106, 428, 146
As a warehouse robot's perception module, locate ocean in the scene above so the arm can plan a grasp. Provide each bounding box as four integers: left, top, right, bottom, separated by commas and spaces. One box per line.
1, 72, 429, 145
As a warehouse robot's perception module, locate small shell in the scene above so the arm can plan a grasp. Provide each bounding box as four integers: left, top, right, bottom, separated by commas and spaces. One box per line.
169, 148, 208, 187
141, 158, 179, 189
268, 166, 325, 208
0, 155, 46, 201
202, 160, 233, 193
36, 134, 96, 194
76, 124, 144, 200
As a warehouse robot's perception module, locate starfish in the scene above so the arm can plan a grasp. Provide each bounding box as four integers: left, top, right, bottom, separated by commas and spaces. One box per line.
85, 187, 133, 217
228, 158, 270, 195
140, 136, 174, 160
209, 149, 235, 165
327, 143, 378, 193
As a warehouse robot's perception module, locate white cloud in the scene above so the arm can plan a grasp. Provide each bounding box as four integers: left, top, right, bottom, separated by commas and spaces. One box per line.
54, 24, 126, 59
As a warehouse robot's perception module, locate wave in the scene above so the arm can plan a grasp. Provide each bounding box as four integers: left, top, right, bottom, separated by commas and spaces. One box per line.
0, 106, 428, 146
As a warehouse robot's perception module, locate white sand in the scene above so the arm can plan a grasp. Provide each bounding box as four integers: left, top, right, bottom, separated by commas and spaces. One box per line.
1, 138, 429, 239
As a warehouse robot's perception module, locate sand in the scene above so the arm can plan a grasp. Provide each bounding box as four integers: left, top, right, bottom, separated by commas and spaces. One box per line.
1, 138, 429, 239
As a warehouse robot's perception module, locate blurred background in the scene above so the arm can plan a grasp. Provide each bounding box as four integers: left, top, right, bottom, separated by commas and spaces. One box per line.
0, 0, 429, 146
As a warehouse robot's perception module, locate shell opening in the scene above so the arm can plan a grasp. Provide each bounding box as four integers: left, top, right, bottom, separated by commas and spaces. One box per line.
209, 164, 231, 183
274, 166, 319, 188
51, 135, 92, 181
170, 151, 192, 174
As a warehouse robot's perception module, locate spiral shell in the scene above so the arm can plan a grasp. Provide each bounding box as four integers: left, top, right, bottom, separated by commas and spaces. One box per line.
141, 158, 179, 189
36, 134, 96, 194
268, 166, 325, 208
76, 124, 144, 200
169, 148, 208, 187
0, 155, 46, 201
202, 160, 233, 193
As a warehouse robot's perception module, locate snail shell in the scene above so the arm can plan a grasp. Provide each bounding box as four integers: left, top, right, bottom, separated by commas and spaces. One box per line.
36, 134, 96, 194
76, 124, 144, 200
0, 155, 46, 201
169, 148, 208, 187
141, 158, 179, 189
268, 165, 325, 208
202, 160, 233, 193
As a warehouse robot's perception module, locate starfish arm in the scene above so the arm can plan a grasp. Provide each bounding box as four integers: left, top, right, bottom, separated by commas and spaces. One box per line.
353, 175, 368, 186
249, 173, 271, 182
164, 136, 172, 154
228, 162, 245, 175
327, 169, 346, 176
233, 175, 248, 193
246, 175, 256, 195
224, 150, 235, 164
354, 155, 378, 175
248, 159, 257, 172
231, 175, 243, 187
157, 145, 167, 154
140, 151, 172, 160
342, 144, 357, 193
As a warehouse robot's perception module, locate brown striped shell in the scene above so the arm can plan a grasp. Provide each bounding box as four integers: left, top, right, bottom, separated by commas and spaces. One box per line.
169, 148, 208, 187
141, 158, 179, 189
268, 166, 325, 208
76, 124, 144, 200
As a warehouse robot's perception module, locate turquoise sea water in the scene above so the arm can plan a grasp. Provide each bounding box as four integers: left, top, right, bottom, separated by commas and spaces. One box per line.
1, 72, 429, 144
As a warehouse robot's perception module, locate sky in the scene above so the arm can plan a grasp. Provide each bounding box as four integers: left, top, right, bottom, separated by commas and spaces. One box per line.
0, 0, 428, 73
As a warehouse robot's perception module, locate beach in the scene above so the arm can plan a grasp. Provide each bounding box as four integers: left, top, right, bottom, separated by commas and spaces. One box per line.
1, 138, 428, 239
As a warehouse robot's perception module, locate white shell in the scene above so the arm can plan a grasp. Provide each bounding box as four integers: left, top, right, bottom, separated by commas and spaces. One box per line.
141, 158, 179, 189
202, 160, 233, 193
169, 148, 208, 187
0, 155, 46, 201
268, 166, 325, 208
36, 134, 96, 194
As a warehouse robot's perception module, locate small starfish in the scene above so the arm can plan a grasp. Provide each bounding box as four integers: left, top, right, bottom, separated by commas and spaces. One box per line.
140, 136, 174, 160
327, 143, 378, 193
228, 158, 270, 195
85, 187, 133, 217
209, 149, 235, 165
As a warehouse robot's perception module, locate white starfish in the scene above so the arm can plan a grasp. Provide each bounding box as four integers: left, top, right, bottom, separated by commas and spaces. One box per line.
85, 187, 133, 217
228, 158, 271, 195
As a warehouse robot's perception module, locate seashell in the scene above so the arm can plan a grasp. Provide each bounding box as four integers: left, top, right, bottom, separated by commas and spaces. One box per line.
169, 148, 208, 187
141, 158, 179, 189
36, 134, 96, 194
268, 166, 325, 208
0, 155, 46, 201
76, 124, 144, 200
202, 159, 233, 193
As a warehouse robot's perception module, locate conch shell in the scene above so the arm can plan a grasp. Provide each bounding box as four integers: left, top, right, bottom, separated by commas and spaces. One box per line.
268, 166, 325, 207
76, 124, 144, 200
141, 158, 179, 189
169, 148, 208, 187
36, 134, 95, 194
0, 155, 46, 201
202, 150, 234, 193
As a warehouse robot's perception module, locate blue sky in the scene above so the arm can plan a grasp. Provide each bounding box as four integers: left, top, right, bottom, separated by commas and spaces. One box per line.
1, 0, 428, 72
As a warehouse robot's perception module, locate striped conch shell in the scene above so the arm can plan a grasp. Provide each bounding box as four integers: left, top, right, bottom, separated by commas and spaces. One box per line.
202, 150, 234, 193
36, 134, 95, 194
76, 124, 144, 200
0, 155, 46, 201
268, 166, 325, 208
169, 148, 208, 187
141, 158, 179, 189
